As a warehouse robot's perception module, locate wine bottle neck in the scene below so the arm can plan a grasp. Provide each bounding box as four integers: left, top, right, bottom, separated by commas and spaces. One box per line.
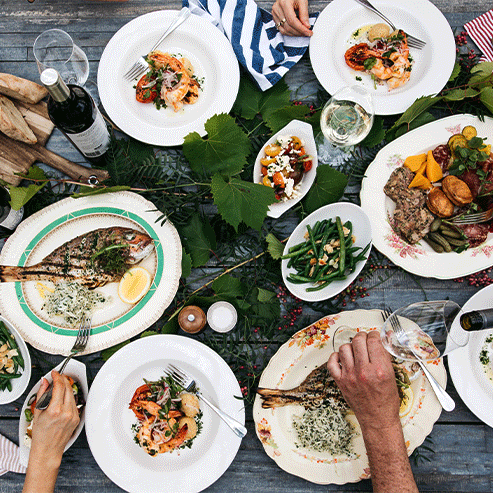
40, 68, 71, 103
460, 309, 493, 331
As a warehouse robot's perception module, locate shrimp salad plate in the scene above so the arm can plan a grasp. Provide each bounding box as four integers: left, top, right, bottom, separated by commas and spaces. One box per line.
85, 335, 245, 493
360, 114, 493, 279
310, 0, 455, 115
253, 309, 445, 484
98, 10, 240, 146
0, 192, 181, 355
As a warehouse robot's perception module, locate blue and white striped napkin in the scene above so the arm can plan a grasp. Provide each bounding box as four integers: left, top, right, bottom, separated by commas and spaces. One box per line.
182, 0, 318, 90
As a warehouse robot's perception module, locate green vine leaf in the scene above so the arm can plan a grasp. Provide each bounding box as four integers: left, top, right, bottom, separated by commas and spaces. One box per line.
387, 95, 442, 135
211, 174, 276, 231
448, 62, 461, 82
212, 274, 244, 297
266, 233, 284, 259
303, 165, 348, 214
390, 112, 436, 140
265, 105, 310, 133
183, 114, 251, 177
181, 214, 217, 268
469, 62, 493, 85
257, 287, 276, 303
8, 166, 47, 210
443, 87, 480, 101
360, 116, 385, 148
248, 287, 280, 321
72, 185, 131, 198
181, 248, 192, 278
480, 87, 493, 114
259, 79, 292, 120
232, 77, 262, 119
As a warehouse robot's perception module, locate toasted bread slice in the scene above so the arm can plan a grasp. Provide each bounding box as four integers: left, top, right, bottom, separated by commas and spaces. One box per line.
0, 73, 48, 104
0, 95, 37, 144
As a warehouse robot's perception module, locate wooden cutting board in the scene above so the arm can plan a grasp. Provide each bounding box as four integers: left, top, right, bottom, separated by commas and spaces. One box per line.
0, 99, 109, 186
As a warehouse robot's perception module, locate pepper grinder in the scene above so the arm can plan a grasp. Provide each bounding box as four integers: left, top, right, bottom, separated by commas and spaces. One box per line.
178, 306, 206, 334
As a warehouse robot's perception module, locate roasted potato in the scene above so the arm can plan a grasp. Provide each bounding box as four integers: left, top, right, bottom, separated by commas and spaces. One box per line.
426, 187, 455, 218
442, 175, 473, 206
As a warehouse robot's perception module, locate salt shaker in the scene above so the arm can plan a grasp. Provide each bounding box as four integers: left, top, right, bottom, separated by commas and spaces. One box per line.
207, 301, 237, 333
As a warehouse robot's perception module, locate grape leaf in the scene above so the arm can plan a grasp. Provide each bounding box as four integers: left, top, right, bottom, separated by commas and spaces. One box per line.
448, 62, 461, 82
181, 248, 192, 278
304, 109, 322, 138
101, 340, 130, 361
181, 214, 217, 267
259, 79, 292, 120
387, 95, 442, 135
140, 330, 158, 338
480, 87, 493, 114
265, 105, 310, 133
388, 112, 436, 141
266, 233, 284, 259
211, 174, 276, 231
303, 165, 348, 214
443, 87, 480, 101
360, 117, 385, 148
212, 274, 244, 297
183, 114, 251, 177
469, 62, 493, 85
257, 287, 276, 302
248, 287, 280, 321
72, 185, 131, 198
232, 76, 262, 119
8, 166, 47, 210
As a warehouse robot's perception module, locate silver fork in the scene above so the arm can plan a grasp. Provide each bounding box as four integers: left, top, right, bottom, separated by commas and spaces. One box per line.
123, 7, 191, 81
164, 364, 247, 438
36, 314, 91, 410
353, 0, 426, 49
450, 206, 493, 225
382, 308, 455, 412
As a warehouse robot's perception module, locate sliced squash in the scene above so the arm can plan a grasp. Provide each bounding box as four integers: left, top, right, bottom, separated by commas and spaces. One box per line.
462, 125, 477, 140
426, 150, 443, 182
408, 172, 432, 190
448, 134, 468, 153
403, 153, 427, 172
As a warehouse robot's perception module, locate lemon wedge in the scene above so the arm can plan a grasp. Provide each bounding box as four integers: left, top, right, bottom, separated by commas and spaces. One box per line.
399, 386, 414, 418
118, 267, 151, 304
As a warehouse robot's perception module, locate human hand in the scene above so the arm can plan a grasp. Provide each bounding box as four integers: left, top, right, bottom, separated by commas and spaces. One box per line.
30, 371, 80, 467
327, 331, 400, 432
272, 0, 313, 37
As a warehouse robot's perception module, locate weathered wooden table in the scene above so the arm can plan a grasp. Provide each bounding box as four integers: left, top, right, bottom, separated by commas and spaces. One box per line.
1, 0, 493, 492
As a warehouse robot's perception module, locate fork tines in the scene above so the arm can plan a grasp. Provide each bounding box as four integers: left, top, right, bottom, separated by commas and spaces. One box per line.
406, 34, 426, 49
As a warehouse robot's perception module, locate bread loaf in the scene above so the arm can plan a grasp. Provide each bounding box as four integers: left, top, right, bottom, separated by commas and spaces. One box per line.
0, 73, 48, 104
0, 95, 37, 144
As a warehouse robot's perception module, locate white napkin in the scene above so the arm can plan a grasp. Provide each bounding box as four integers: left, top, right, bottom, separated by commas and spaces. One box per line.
0, 433, 27, 476
183, 0, 318, 90
464, 10, 493, 62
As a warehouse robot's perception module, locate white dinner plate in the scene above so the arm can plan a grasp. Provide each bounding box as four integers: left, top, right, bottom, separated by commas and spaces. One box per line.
0, 316, 31, 405
254, 309, 445, 484
98, 10, 240, 146
18, 358, 87, 466
282, 202, 372, 302
360, 114, 493, 279
0, 192, 181, 355
85, 334, 244, 493
253, 120, 318, 219
449, 285, 493, 428
310, 0, 455, 115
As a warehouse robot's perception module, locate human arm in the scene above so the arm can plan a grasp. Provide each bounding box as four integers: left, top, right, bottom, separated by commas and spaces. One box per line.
327, 331, 419, 493
22, 371, 80, 493
272, 0, 313, 37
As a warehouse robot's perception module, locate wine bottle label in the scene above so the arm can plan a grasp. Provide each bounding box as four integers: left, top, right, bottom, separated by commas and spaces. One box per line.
67, 111, 110, 158
0, 206, 23, 230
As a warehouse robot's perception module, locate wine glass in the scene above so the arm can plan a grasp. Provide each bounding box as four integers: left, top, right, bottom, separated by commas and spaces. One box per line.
381, 301, 466, 362
33, 29, 89, 86
316, 85, 374, 164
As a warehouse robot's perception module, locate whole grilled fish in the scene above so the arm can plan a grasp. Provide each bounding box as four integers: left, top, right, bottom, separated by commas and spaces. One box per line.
257, 365, 347, 411
0, 227, 154, 288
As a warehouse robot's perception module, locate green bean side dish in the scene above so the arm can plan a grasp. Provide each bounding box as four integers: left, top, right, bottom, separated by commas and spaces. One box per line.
282, 217, 371, 292
0, 321, 24, 392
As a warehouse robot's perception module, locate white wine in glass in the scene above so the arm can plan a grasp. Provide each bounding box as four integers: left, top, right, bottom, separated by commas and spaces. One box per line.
317, 85, 374, 163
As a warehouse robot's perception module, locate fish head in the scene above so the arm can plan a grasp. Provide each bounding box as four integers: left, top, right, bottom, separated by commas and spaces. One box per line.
112, 228, 155, 264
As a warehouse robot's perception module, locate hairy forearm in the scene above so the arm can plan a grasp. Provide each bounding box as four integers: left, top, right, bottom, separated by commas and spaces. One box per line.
361, 423, 419, 493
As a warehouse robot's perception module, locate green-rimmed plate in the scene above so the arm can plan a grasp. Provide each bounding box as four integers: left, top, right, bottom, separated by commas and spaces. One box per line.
0, 191, 181, 355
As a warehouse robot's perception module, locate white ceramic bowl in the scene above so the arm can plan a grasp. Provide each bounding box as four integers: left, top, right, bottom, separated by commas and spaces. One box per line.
281, 202, 372, 302
0, 315, 31, 405
18, 358, 88, 466
253, 120, 318, 219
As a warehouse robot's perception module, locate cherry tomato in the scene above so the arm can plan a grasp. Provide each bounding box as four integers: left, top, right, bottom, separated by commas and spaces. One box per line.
261, 166, 268, 176
136, 73, 158, 103
303, 160, 313, 172
273, 172, 285, 187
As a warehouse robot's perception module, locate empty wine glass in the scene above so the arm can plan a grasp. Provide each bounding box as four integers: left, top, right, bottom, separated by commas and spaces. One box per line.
316, 85, 374, 164
381, 301, 465, 362
33, 29, 89, 86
